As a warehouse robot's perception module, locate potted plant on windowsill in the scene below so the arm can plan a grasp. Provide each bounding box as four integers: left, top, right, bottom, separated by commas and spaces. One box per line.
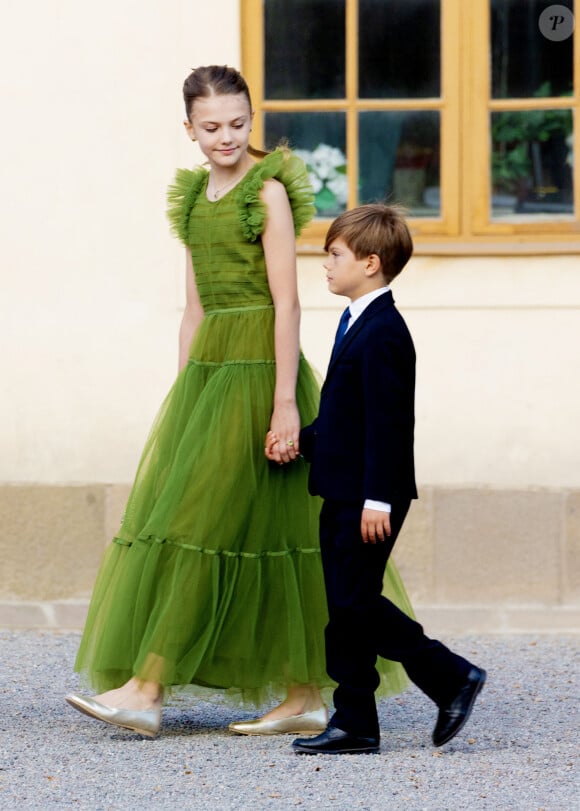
491, 82, 573, 212
393, 144, 433, 207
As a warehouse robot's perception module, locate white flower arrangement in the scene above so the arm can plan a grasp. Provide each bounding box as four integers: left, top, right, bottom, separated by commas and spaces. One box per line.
294, 143, 348, 214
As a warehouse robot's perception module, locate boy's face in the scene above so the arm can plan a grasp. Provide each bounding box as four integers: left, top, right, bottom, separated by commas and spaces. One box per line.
323, 238, 378, 301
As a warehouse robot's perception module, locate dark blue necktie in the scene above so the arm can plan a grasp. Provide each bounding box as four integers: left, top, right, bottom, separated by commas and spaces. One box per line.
330, 307, 351, 361
333, 306, 351, 349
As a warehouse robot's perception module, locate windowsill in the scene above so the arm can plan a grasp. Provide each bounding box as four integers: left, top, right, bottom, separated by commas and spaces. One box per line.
298, 238, 580, 257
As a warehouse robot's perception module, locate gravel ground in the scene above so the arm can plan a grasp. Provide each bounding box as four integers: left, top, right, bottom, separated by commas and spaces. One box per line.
0, 631, 577, 811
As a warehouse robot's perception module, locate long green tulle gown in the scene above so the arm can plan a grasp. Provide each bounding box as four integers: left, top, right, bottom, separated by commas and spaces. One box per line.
74, 148, 414, 705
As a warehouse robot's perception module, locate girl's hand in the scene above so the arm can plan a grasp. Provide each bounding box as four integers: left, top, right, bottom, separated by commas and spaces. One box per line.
268, 402, 300, 463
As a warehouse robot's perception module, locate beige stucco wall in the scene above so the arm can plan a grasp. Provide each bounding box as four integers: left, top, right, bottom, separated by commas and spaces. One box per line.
1, 0, 239, 485
1, 2, 579, 629
2, 1, 579, 492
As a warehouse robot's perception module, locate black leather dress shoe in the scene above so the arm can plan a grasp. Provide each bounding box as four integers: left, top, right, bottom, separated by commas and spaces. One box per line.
432, 666, 487, 746
292, 724, 380, 755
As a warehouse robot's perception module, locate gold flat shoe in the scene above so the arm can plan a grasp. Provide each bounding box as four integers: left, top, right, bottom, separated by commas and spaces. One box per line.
65, 693, 161, 737
229, 706, 328, 736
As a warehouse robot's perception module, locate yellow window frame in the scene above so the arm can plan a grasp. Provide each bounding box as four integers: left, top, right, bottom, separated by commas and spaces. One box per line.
469, 2, 580, 240
242, 0, 580, 252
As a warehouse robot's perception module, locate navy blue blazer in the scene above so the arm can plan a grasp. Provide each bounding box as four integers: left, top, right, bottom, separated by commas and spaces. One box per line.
300, 291, 418, 505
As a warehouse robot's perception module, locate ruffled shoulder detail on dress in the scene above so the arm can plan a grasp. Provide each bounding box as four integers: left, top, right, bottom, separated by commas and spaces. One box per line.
238, 148, 315, 242
167, 167, 208, 244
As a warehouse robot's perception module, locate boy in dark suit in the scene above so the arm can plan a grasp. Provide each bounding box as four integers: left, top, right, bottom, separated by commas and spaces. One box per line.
267, 204, 486, 754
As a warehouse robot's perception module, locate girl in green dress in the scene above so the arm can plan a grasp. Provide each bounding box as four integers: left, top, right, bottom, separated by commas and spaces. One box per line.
66, 65, 413, 738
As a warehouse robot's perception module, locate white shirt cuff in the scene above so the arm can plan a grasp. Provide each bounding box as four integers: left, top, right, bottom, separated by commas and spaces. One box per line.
363, 499, 391, 513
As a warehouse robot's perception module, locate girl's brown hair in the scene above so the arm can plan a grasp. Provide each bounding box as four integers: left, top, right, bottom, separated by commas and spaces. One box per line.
183, 65, 268, 159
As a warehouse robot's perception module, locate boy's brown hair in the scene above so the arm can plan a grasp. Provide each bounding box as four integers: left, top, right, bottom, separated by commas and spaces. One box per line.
324, 204, 413, 284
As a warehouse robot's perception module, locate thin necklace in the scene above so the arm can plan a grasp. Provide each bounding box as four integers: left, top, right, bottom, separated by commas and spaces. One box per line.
210, 164, 249, 199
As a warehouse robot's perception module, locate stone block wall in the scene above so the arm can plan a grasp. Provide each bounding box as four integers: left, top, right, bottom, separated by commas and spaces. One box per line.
0, 485, 578, 633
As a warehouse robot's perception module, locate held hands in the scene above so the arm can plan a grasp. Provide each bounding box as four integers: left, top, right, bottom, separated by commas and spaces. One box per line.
265, 429, 301, 464
265, 402, 300, 464
264, 401, 300, 465
361, 508, 392, 544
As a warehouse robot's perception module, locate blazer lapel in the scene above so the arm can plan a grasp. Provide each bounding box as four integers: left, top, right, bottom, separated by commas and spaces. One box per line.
325, 291, 394, 379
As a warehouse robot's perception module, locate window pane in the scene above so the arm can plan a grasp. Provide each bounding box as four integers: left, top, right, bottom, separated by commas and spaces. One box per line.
265, 0, 345, 100
264, 112, 347, 217
491, 109, 574, 217
359, 111, 440, 217
359, 0, 440, 98
491, 0, 574, 99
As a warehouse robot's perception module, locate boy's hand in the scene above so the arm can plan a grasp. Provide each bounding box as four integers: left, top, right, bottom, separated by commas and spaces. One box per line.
265, 430, 280, 462
361, 509, 391, 544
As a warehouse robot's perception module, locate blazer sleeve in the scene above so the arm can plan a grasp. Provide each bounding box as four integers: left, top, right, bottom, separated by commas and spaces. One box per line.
361, 325, 416, 504
299, 420, 317, 463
